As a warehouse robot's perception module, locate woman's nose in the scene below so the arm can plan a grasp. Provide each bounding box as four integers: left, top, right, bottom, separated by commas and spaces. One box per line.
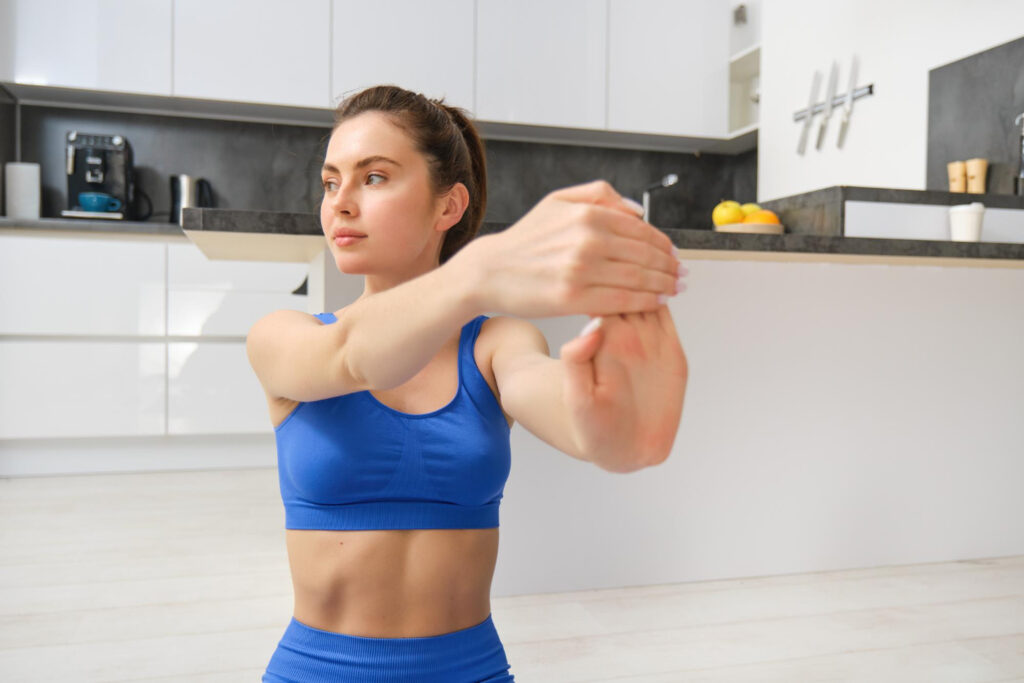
329, 183, 357, 214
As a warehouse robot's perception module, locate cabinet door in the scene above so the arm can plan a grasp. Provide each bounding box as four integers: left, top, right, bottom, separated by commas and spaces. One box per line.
173, 0, 330, 107
607, 0, 729, 138
476, 0, 607, 129
0, 340, 165, 438
167, 243, 308, 337
0, 235, 165, 336
332, 0, 474, 109
167, 342, 269, 434
4, 0, 172, 95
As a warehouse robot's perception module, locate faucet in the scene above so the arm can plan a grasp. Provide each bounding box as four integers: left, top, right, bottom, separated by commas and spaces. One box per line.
640, 173, 679, 223
1015, 112, 1024, 196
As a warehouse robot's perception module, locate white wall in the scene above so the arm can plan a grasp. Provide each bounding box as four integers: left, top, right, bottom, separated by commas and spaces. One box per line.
0, 2, 12, 82
324, 250, 1024, 597
758, 0, 1024, 202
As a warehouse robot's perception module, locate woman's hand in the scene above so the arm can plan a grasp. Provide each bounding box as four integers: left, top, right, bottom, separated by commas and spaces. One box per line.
559, 304, 688, 473
464, 179, 683, 318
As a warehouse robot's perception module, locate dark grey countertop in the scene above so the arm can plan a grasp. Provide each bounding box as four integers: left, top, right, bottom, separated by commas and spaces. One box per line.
760, 185, 1024, 238
178, 205, 1024, 266
6, 196, 1024, 267
0, 215, 184, 237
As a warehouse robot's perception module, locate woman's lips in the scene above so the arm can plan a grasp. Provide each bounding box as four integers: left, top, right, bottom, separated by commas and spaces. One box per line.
334, 235, 365, 246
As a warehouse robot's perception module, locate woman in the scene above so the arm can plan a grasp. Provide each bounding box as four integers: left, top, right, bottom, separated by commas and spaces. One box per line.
249, 84, 689, 682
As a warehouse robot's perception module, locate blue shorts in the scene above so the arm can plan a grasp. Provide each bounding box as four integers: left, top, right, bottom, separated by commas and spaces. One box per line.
262, 613, 515, 683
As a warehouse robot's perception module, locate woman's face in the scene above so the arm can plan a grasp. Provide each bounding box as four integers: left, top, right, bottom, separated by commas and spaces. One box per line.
320, 111, 445, 276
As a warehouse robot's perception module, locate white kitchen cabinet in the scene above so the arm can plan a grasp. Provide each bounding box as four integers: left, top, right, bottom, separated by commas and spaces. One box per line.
607, 0, 730, 138
0, 234, 165, 336
476, 0, 607, 129
0, 340, 165, 439
172, 0, 330, 108
167, 243, 308, 336
167, 342, 270, 435
331, 0, 474, 110
1, 0, 172, 95
729, 0, 760, 57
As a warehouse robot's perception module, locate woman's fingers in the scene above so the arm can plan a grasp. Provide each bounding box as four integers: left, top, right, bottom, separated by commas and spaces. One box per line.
576, 285, 669, 315
549, 180, 683, 299
577, 258, 677, 300
549, 180, 676, 256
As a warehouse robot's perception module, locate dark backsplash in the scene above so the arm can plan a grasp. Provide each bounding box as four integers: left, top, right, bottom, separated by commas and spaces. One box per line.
927, 36, 1024, 195
0, 90, 16, 212
12, 103, 755, 230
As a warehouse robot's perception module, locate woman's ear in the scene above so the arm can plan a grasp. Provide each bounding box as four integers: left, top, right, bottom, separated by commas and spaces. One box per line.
437, 182, 470, 231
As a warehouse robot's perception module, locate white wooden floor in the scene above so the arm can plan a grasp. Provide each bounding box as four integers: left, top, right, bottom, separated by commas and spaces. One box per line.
1, 467, 1022, 682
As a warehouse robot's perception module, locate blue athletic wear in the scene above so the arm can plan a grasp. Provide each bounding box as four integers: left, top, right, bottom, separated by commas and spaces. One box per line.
273, 312, 512, 530
265, 312, 516, 682
262, 613, 515, 683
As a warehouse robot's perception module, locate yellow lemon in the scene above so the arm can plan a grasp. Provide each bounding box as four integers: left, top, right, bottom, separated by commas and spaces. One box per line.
712, 200, 744, 226
740, 202, 761, 216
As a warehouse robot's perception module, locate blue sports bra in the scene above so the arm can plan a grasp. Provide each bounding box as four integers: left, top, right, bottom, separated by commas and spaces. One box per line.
273, 312, 512, 531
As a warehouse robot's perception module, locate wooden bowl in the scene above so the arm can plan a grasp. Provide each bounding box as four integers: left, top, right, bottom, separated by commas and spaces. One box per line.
713, 222, 785, 235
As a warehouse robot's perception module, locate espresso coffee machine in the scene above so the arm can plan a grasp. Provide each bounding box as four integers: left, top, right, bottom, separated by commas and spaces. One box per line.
61, 130, 137, 220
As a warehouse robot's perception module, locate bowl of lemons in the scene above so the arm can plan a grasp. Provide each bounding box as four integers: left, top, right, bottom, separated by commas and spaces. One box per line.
711, 200, 784, 234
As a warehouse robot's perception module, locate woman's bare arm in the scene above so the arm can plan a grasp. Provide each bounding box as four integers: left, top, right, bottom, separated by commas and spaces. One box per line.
334, 237, 488, 392
246, 237, 488, 403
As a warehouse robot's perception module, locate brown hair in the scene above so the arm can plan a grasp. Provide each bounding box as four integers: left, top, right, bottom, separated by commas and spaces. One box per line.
332, 84, 487, 265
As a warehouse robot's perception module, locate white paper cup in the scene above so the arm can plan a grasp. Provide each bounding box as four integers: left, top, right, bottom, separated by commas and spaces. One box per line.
4, 162, 42, 219
948, 202, 984, 242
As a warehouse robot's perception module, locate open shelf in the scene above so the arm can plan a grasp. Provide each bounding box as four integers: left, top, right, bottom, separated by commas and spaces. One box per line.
728, 43, 760, 135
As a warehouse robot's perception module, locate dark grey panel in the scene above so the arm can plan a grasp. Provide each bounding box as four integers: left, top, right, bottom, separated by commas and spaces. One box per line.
17, 104, 756, 229
927, 36, 1024, 195
483, 140, 756, 230
20, 106, 331, 220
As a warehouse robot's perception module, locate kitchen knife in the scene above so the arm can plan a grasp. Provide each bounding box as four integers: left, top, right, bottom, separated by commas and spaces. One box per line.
797, 70, 822, 155
837, 55, 859, 148
815, 61, 839, 150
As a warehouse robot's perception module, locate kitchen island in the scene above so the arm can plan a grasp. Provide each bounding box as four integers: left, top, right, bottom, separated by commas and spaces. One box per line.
176, 200, 1024, 270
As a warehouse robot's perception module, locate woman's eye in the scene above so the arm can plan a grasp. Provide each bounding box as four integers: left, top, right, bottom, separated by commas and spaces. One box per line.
322, 174, 384, 191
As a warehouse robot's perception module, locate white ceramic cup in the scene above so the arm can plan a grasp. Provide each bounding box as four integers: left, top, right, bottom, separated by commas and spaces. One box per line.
4, 162, 42, 219
948, 202, 985, 242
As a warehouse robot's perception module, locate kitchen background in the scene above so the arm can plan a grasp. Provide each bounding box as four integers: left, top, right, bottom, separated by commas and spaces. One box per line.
8, 104, 756, 227
1, 1, 1024, 679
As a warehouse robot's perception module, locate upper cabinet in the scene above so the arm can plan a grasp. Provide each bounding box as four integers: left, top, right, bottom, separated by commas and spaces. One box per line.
1, 0, 745, 146
476, 0, 607, 129
607, 0, 729, 139
172, 0, 330, 108
0, 0, 172, 95
332, 0, 475, 110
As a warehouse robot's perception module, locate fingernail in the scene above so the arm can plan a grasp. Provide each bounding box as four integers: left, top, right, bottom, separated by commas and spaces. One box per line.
677, 261, 688, 277
675, 276, 686, 294
622, 197, 644, 217
577, 316, 603, 338
657, 293, 669, 304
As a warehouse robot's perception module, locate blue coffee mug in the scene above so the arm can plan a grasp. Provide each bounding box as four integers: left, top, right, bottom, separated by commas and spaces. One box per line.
79, 192, 122, 212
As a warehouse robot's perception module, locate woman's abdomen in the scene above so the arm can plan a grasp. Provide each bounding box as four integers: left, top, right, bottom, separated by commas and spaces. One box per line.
285, 527, 499, 638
